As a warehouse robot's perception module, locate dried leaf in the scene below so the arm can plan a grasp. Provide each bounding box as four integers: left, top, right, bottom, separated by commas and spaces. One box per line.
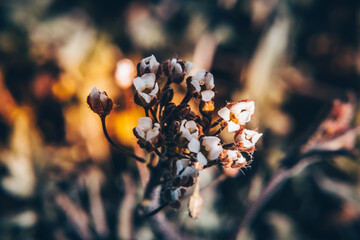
188, 176, 203, 219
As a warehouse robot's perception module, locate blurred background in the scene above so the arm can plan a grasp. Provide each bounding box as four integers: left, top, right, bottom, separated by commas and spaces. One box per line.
0, 0, 359, 239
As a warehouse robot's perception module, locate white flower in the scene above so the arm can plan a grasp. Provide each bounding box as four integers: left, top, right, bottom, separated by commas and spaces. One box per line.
218, 101, 255, 132
170, 188, 182, 201
190, 70, 215, 102
188, 136, 223, 165
138, 55, 160, 75
235, 129, 262, 150
166, 58, 193, 83
170, 58, 193, 76
179, 120, 199, 141
133, 73, 159, 104
175, 159, 198, 178
134, 117, 161, 145
227, 150, 246, 165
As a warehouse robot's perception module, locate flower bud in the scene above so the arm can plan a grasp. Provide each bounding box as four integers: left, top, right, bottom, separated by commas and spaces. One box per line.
137, 55, 160, 77
87, 87, 113, 117
162, 58, 193, 84
160, 86, 174, 105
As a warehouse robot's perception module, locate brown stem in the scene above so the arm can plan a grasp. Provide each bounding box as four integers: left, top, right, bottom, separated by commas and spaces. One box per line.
212, 126, 224, 136
101, 117, 146, 163
149, 107, 159, 123
139, 202, 169, 218
154, 148, 166, 159
180, 91, 192, 105
211, 118, 222, 128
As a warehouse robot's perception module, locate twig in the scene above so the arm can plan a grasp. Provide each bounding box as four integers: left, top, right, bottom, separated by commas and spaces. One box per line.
235, 148, 354, 239
101, 117, 146, 163
139, 202, 169, 218
149, 107, 159, 123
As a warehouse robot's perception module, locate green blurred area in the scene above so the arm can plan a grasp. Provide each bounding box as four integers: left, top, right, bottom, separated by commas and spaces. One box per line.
0, 0, 359, 239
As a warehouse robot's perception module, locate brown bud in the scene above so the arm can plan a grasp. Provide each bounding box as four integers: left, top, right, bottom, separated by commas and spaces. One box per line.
160, 86, 174, 105
87, 87, 113, 117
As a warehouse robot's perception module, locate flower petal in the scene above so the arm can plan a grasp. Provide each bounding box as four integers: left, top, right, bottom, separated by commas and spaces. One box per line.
180, 166, 198, 178
133, 77, 145, 91
204, 72, 214, 90
188, 138, 200, 153
197, 152, 208, 165
90, 87, 100, 99
141, 73, 156, 87
227, 121, 240, 132
185, 62, 193, 74
218, 107, 231, 121
146, 128, 159, 143
208, 145, 223, 160
139, 92, 152, 103
138, 117, 153, 131
135, 126, 145, 139
174, 63, 182, 75
201, 90, 215, 102
190, 79, 201, 92
175, 160, 185, 175
227, 150, 238, 161
192, 69, 206, 82
236, 153, 246, 164
149, 55, 160, 72
201, 136, 221, 148
149, 83, 159, 97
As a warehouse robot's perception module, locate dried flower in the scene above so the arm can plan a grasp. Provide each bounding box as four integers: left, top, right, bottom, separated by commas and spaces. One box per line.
235, 129, 263, 152
189, 70, 215, 102
137, 55, 160, 76
133, 73, 159, 106
188, 136, 223, 165
87, 87, 113, 117
218, 101, 255, 132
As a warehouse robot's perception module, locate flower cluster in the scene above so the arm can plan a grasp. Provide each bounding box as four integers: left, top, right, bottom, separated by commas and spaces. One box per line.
87, 55, 262, 215
131, 55, 262, 207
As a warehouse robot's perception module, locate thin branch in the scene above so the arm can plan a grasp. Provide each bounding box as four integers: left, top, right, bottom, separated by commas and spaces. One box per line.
149, 107, 159, 123
138, 202, 169, 218
235, 148, 354, 239
181, 91, 192, 105
154, 148, 166, 160
101, 117, 146, 163
211, 118, 222, 128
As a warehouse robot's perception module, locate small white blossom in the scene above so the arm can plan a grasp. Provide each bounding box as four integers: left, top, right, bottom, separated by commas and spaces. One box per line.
170, 188, 182, 201
235, 129, 262, 150
190, 70, 215, 102
179, 120, 199, 141
175, 159, 198, 178
227, 150, 246, 165
188, 136, 223, 165
134, 117, 161, 145
170, 58, 193, 76
218, 101, 255, 132
138, 55, 160, 75
133, 73, 159, 104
